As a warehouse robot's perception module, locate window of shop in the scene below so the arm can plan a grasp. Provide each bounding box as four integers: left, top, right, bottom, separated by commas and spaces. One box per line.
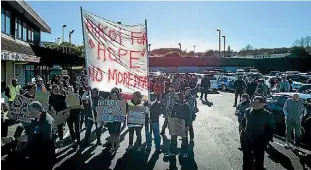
1, 62, 6, 92
28, 28, 33, 42
15, 17, 22, 39
33, 29, 40, 45
1, 8, 11, 35
22, 22, 27, 41
25, 64, 35, 84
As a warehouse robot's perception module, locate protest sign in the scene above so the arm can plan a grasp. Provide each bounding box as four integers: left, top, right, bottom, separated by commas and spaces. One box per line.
7, 95, 33, 123
66, 94, 80, 109
96, 100, 126, 123
81, 9, 149, 99
127, 106, 146, 125
35, 92, 49, 109
49, 107, 70, 126
168, 117, 186, 136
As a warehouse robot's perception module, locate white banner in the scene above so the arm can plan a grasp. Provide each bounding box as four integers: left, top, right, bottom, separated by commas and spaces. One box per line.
81, 9, 148, 97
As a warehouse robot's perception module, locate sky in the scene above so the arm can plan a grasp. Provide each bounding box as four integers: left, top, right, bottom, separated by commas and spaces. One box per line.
28, 1, 311, 52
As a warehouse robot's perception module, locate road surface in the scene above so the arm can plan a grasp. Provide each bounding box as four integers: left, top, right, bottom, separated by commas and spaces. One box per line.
48, 92, 311, 170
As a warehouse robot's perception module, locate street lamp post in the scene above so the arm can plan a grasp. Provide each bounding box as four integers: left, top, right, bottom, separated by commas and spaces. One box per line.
194, 45, 196, 57
62, 25, 67, 43
55, 37, 60, 44
217, 29, 221, 57
222, 35, 226, 57
148, 44, 151, 51
69, 30, 75, 44
178, 43, 181, 51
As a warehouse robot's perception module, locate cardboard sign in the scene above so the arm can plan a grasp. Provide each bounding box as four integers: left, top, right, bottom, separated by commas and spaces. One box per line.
7, 95, 33, 123
35, 92, 49, 109
66, 94, 80, 109
127, 106, 146, 125
168, 117, 186, 136
96, 100, 126, 123
49, 107, 70, 126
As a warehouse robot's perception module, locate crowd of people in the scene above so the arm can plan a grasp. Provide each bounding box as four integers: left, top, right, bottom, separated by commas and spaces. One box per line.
1, 72, 310, 170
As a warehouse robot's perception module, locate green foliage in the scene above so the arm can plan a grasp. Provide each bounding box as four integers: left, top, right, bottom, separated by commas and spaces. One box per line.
43, 42, 85, 57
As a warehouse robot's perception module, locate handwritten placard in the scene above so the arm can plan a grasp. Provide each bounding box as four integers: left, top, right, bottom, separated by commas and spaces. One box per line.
35, 92, 49, 109
127, 106, 146, 125
66, 94, 80, 109
7, 95, 33, 123
96, 100, 126, 123
168, 117, 186, 136
49, 107, 70, 126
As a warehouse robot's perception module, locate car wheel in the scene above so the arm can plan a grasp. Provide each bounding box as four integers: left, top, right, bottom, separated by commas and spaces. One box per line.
222, 85, 227, 91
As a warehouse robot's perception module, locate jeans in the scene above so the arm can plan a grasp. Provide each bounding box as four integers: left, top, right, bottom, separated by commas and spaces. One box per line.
57, 124, 64, 140
146, 122, 161, 150
286, 119, 301, 145
234, 91, 243, 105
80, 107, 88, 128
170, 134, 188, 154
189, 123, 194, 140
200, 91, 208, 101
129, 127, 142, 146
161, 118, 168, 132
85, 117, 102, 142
67, 109, 81, 143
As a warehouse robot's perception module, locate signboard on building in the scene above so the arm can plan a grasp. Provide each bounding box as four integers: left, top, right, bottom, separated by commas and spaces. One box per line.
1, 50, 40, 63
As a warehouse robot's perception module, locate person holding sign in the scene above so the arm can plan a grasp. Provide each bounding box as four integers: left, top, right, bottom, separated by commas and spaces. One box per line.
49, 84, 68, 147
145, 92, 165, 153
81, 87, 104, 146
66, 86, 82, 149
126, 91, 148, 152
165, 92, 192, 158
161, 85, 176, 135
106, 88, 123, 153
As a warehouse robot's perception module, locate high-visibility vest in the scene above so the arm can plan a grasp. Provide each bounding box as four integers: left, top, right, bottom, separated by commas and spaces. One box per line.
8, 84, 21, 102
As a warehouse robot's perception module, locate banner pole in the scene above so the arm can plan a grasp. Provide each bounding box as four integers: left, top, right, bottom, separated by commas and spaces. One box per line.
80, 7, 96, 124
145, 19, 152, 133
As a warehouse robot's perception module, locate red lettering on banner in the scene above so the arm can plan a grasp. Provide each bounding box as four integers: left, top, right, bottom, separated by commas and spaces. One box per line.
108, 69, 148, 90
130, 32, 147, 45
108, 29, 117, 42
88, 66, 103, 82
97, 44, 119, 62
129, 50, 141, 69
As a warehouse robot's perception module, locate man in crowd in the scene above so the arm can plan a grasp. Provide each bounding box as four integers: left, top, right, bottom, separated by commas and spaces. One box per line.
279, 76, 291, 92
255, 79, 269, 97
200, 74, 211, 102
161, 85, 176, 135
283, 93, 307, 149
5, 78, 23, 106
246, 77, 257, 98
233, 76, 247, 107
240, 96, 275, 170
184, 87, 197, 143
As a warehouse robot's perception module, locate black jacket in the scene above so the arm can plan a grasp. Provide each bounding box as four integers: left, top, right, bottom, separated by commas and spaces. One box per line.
170, 102, 192, 127
201, 77, 211, 92
149, 102, 165, 123
234, 79, 246, 92
48, 94, 67, 112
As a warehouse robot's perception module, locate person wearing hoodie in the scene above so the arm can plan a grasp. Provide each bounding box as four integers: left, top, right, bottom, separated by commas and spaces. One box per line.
145, 92, 165, 153
82, 87, 104, 145
48, 84, 67, 146
27, 101, 56, 170
278, 77, 290, 92
126, 91, 148, 152
161, 85, 176, 135
165, 92, 192, 158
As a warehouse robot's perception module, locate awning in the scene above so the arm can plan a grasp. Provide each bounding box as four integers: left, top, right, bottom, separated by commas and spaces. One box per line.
1, 50, 40, 63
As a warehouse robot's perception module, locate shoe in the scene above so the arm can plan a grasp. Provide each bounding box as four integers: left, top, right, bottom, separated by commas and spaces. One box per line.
137, 146, 142, 152
284, 143, 291, 149
96, 139, 102, 145
126, 145, 133, 151
156, 149, 162, 154
109, 148, 115, 153
146, 147, 151, 152
165, 152, 175, 156
233, 105, 236, 107
181, 153, 188, 158
59, 140, 64, 147
160, 131, 165, 135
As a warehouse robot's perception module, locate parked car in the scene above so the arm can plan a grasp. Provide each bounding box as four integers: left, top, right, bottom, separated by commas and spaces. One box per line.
266, 92, 311, 142
269, 71, 280, 76
288, 75, 310, 91
217, 76, 235, 91
196, 74, 218, 91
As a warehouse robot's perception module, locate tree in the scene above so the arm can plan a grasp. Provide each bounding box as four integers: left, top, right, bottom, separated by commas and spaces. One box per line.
43, 42, 85, 57
204, 50, 215, 57
293, 36, 311, 48
245, 44, 254, 51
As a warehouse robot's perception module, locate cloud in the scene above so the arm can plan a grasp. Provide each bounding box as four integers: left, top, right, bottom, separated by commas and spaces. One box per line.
149, 39, 242, 52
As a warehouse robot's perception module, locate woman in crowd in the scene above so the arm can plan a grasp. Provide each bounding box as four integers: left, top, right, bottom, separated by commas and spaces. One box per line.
106, 88, 123, 153
49, 84, 67, 146
66, 86, 82, 149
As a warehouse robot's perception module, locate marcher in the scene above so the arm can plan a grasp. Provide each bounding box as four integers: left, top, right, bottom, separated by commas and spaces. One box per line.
35, 76, 47, 92
240, 96, 275, 170
146, 92, 164, 153
66, 86, 82, 149
233, 76, 247, 107
200, 74, 211, 102
27, 101, 56, 170
184, 87, 197, 143
283, 93, 307, 149
165, 92, 192, 158
255, 79, 269, 97
246, 77, 257, 98
278, 77, 291, 92
126, 91, 148, 152
48, 84, 67, 147
5, 78, 23, 106
161, 85, 176, 135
